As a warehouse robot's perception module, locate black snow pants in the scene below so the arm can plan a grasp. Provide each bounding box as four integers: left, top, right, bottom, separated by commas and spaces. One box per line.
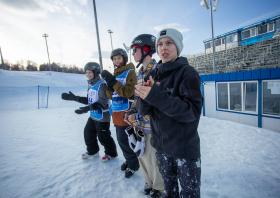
155, 149, 201, 198
116, 126, 139, 171
84, 117, 117, 157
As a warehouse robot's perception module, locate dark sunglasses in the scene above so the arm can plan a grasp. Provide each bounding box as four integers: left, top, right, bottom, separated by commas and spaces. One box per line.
132, 47, 139, 53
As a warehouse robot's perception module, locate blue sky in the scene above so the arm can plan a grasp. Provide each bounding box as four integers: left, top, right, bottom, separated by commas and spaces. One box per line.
0, 0, 280, 71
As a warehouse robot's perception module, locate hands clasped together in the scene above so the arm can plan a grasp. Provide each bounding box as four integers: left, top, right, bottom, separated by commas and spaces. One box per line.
135, 76, 160, 100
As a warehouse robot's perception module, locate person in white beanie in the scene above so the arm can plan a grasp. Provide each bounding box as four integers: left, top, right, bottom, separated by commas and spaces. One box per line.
135, 28, 203, 198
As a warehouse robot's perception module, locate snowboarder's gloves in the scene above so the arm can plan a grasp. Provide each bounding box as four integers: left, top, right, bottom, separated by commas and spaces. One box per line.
101, 70, 118, 88
61, 91, 79, 101
125, 126, 137, 150
133, 130, 146, 158
75, 106, 90, 114
74, 102, 102, 114
107, 85, 114, 92
91, 102, 103, 110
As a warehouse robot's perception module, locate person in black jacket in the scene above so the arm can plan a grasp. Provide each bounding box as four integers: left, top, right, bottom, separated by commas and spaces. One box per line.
135, 28, 203, 198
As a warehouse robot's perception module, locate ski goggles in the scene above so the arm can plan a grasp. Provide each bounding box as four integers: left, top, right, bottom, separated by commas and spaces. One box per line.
132, 47, 140, 53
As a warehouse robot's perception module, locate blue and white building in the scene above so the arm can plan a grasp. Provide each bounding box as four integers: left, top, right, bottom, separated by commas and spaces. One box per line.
200, 68, 280, 132
204, 15, 280, 54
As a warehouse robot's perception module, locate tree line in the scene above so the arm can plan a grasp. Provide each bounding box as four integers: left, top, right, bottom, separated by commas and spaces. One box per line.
0, 59, 85, 74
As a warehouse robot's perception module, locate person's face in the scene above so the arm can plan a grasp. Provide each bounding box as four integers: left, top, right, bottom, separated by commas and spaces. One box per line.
157, 37, 178, 63
132, 47, 142, 63
85, 70, 94, 80
112, 55, 124, 67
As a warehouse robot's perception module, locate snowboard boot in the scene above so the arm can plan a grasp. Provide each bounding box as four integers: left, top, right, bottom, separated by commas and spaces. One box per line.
121, 161, 128, 171
101, 155, 116, 163
125, 168, 135, 178
149, 189, 162, 198
82, 152, 99, 159
142, 183, 152, 195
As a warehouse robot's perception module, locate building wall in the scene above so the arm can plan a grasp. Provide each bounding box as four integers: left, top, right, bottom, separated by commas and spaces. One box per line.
262, 117, 280, 132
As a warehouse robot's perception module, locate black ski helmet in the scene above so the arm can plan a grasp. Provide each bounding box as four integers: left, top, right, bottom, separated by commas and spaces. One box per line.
130, 34, 156, 68
110, 48, 128, 65
84, 62, 101, 77
130, 34, 156, 53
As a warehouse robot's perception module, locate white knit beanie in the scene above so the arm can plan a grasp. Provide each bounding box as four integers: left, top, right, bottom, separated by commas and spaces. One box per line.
156, 28, 184, 56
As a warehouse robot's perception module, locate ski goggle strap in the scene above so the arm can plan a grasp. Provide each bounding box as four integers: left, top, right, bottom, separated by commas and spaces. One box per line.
136, 48, 152, 68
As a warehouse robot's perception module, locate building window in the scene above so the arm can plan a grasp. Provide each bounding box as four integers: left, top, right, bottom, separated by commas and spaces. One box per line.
217, 81, 258, 113
217, 83, 228, 109
226, 33, 237, 43
205, 42, 211, 49
230, 83, 242, 111
242, 27, 257, 39
242, 29, 251, 39
251, 28, 256, 36
244, 82, 257, 112
215, 38, 222, 46
263, 80, 280, 116
276, 19, 280, 30
258, 24, 268, 35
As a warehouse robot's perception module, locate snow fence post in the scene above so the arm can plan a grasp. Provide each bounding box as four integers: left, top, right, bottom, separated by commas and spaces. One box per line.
38, 85, 40, 109
47, 86, 49, 108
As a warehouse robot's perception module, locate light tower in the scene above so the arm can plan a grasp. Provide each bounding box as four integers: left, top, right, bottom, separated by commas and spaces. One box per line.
200, 0, 220, 74
42, 34, 51, 71
108, 29, 114, 51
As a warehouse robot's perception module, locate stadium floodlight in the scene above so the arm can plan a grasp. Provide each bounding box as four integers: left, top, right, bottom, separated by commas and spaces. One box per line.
200, 0, 209, 10
123, 43, 131, 62
213, 0, 220, 11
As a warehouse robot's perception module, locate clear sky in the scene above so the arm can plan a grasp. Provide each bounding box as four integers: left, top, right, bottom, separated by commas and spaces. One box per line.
1, 0, 280, 71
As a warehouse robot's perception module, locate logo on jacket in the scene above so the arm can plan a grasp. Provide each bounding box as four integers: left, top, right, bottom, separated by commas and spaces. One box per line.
166, 87, 174, 95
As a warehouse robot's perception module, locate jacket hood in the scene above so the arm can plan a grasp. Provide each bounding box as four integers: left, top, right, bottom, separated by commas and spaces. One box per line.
156, 56, 190, 77
114, 62, 135, 76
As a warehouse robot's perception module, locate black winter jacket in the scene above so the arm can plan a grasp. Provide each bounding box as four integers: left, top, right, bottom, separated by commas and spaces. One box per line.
138, 57, 203, 159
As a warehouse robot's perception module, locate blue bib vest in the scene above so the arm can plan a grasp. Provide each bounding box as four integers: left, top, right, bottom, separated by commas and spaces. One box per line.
111, 69, 134, 112
88, 81, 104, 120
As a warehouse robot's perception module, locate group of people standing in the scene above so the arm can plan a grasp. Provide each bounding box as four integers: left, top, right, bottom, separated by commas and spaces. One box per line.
61, 28, 203, 198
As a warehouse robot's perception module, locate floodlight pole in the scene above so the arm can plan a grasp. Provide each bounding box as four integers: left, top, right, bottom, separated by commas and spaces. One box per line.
108, 29, 113, 51
123, 43, 131, 62
210, 0, 216, 74
92, 0, 103, 71
42, 34, 51, 71
0, 46, 5, 70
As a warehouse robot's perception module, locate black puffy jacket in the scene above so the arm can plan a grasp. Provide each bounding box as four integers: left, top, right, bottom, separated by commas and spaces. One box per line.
138, 57, 203, 159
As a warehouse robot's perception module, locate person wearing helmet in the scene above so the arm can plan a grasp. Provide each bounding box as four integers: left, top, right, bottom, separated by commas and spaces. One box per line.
61, 62, 118, 162
123, 34, 164, 198
101, 48, 139, 178
135, 28, 203, 197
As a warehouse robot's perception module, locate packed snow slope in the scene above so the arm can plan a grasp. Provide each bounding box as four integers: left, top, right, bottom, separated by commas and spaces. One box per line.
0, 69, 280, 198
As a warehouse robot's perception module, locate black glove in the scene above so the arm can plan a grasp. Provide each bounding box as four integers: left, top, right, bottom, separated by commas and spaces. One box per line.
74, 102, 102, 114
101, 70, 118, 88
107, 85, 114, 92
61, 91, 78, 101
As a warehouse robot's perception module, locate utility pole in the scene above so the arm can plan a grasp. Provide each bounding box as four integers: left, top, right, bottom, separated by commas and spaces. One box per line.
92, 0, 103, 71
42, 34, 51, 71
209, 0, 216, 74
200, 0, 220, 74
0, 46, 5, 70
108, 29, 113, 51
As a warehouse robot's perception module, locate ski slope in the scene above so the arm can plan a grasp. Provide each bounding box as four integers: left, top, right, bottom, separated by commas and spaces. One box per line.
0, 69, 279, 198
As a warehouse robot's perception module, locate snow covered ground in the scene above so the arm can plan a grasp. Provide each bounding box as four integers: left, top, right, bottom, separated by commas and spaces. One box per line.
0, 69, 280, 198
